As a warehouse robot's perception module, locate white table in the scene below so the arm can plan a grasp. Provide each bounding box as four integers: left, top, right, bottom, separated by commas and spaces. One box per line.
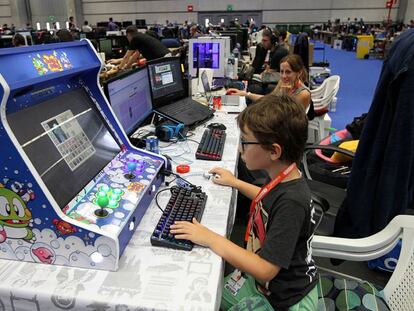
0, 101, 246, 311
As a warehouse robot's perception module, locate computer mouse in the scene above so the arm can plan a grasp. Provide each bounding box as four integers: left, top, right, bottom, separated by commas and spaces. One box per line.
226, 90, 237, 95
203, 172, 215, 179
207, 123, 227, 130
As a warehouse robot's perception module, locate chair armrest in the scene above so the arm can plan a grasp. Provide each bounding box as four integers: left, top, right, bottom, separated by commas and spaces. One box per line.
305, 145, 355, 158
312, 215, 414, 261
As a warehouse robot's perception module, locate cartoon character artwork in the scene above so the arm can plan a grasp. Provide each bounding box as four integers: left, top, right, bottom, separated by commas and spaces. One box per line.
32, 247, 55, 264
0, 187, 34, 243
57, 51, 73, 69
43, 54, 63, 72
2, 178, 35, 202
31, 54, 48, 75
53, 219, 77, 235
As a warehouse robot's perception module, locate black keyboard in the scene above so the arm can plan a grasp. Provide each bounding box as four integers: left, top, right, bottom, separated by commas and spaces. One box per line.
196, 128, 226, 161
150, 186, 208, 251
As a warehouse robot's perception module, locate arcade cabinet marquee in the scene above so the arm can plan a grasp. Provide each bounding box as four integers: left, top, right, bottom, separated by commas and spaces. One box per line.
0, 40, 166, 271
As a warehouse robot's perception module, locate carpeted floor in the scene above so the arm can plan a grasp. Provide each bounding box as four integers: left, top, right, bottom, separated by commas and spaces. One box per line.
313, 43, 383, 131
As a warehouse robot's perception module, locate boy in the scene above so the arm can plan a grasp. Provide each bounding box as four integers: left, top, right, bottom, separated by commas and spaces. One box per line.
171, 94, 318, 310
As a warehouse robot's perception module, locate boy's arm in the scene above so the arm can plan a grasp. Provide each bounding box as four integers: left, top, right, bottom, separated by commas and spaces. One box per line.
233, 179, 261, 200
209, 167, 261, 200
171, 219, 281, 283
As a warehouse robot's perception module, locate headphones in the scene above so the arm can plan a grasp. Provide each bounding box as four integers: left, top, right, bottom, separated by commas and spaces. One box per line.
155, 123, 185, 142
264, 28, 277, 45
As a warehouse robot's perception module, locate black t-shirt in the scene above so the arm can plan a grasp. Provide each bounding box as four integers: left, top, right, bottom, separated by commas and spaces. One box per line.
247, 178, 318, 310
128, 33, 170, 61
269, 45, 289, 71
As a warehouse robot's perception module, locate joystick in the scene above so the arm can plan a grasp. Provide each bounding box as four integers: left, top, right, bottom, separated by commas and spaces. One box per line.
125, 161, 137, 180
94, 195, 109, 217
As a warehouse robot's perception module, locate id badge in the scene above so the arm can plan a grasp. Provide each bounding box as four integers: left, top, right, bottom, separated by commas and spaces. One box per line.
224, 270, 247, 296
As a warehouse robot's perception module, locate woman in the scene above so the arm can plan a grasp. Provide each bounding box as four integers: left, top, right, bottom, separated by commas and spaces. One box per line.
229, 54, 311, 112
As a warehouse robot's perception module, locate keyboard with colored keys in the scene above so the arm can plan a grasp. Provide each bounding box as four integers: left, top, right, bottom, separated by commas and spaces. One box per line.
150, 186, 208, 251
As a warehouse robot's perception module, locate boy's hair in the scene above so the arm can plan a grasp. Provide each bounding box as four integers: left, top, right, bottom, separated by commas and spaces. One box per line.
237, 94, 308, 164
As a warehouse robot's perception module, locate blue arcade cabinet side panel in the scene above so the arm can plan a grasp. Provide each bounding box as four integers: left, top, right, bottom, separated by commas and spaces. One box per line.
0, 41, 165, 271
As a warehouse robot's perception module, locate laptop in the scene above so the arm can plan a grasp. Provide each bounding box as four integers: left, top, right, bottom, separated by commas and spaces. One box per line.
200, 70, 240, 106
147, 57, 214, 128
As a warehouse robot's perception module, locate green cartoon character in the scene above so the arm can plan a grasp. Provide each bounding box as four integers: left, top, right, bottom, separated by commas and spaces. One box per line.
0, 187, 34, 243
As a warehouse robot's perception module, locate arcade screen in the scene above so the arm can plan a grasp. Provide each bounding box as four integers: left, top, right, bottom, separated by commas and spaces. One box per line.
192, 42, 220, 70
105, 67, 153, 135
147, 57, 184, 100
7, 88, 121, 208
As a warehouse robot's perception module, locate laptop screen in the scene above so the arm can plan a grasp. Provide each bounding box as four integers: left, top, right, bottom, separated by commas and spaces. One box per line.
147, 57, 184, 105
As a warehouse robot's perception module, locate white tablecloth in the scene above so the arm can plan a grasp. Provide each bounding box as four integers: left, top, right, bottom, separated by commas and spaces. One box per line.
0, 102, 246, 311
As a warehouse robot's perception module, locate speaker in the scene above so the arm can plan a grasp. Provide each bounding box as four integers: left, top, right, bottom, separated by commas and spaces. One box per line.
155, 123, 185, 142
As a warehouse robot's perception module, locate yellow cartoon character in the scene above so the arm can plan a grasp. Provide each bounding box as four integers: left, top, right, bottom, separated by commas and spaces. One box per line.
0, 187, 34, 243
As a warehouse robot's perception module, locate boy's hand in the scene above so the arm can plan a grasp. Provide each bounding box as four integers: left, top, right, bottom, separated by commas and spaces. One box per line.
209, 167, 237, 187
170, 218, 216, 247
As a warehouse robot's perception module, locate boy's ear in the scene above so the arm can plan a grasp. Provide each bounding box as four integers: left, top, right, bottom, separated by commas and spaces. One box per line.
270, 143, 282, 160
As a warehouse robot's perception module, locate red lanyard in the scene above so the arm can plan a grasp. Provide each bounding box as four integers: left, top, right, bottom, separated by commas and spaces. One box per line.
244, 163, 297, 242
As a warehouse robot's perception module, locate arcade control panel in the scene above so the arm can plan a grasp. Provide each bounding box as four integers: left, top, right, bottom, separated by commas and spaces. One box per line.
64, 150, 164, 234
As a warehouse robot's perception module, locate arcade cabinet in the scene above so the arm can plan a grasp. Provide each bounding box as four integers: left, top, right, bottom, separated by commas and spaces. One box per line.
0, 40, 166, 271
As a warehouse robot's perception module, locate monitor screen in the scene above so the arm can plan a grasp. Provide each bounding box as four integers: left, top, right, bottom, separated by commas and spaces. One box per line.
105, 67, 153, 134
192, 42, 220, 70
136, 19, 146, 27
147, 57, 184, 101
97, 22, 109, 28
7, 88, 121, 209
99, 38, 112, 55
122, 21, 133, 28
188, 38, 226, 78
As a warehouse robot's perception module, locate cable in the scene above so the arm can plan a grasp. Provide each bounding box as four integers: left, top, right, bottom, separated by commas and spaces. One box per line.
186, 139, 200, 144
155, 187, 173, 213
159, 169, 200, 191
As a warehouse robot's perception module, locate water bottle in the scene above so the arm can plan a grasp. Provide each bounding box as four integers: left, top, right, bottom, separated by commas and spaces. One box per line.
226, 56, 235, 79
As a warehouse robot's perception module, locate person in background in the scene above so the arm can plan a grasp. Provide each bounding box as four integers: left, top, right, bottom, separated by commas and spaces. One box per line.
189, 25, 202, 39
68, 16, 77, 30
56, 29, 74, 42
278, 30, 288, 49
12, 33, 26, 47
108, 25, 170, 69
229, 54, 312, 112
82, 21, 93, 32
108, 17, 118, 31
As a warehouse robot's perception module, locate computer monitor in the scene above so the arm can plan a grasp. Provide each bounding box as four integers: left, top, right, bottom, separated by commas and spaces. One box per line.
122, 21, 133, 28
98, 38, 112, 57
104, 67, 153, 135
218, 31, 237, 50
188, 38, 228, 78
97, 22, 109, 28
289, 24, 302, 34
7, 88, 120, 208
136, 19, 146, 27
146, 57, 185, 105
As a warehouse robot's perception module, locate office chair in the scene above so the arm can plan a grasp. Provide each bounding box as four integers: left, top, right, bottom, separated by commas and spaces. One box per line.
302, 143, 355, 236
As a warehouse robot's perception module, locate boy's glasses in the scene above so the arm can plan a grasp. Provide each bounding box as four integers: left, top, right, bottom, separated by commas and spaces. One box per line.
240, 138, 260, 152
